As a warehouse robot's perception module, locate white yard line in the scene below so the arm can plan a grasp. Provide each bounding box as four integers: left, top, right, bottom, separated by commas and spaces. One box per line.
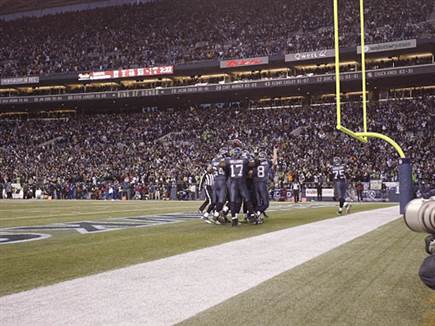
0, 206, 400, 326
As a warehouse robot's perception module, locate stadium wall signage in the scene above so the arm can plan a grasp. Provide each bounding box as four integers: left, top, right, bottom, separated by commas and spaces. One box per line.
357, 39, 417, 54
0, 213, 196, 245
1, 65, 433, 106
220, 56, 269, 69
0, 76, 39, 86
78, 66, 174, 81
285, 49, 336, 62
305, 188, 335, 198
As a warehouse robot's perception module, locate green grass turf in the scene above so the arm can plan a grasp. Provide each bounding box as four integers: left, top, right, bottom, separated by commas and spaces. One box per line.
179, 219, 435, 326
0, 200, 393, 297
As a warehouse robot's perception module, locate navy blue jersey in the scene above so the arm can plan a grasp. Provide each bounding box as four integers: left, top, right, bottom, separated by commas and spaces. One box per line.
226, 158, 250, 180
332, 164, 346, 181
212, 157, 226, 182
253, 159, 272, 182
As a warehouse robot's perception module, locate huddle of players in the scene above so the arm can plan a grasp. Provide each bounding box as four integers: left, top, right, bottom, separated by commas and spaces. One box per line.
199, 141, 351, 226
199, 140, 276, 227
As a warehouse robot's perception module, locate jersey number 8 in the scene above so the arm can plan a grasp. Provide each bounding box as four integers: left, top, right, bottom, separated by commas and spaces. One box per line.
257, 165, 265, 178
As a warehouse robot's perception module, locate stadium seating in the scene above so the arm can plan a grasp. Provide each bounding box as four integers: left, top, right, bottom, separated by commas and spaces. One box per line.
0, 96, 433, 199
0, 0, 433, 78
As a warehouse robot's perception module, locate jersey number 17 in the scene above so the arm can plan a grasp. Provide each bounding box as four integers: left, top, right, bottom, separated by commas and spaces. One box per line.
230, 164, 243, 177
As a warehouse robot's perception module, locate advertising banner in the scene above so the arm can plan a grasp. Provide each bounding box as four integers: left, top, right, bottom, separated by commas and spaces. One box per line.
370, 180, 382, 190
78, 66, 174, 81
305, 188, 318, 197
1, 76, 39, 86
293, 188, 335, 199
357, 39, 416, 54
319, 188, 334, 197
220, 56, 269, 69
363, 190, 388, 202
285, 49, 335, 62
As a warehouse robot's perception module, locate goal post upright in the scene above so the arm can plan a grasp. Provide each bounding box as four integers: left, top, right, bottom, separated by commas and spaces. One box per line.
332, 0, 412, 214
359, 0, 369, 138
333, 0, 367, 143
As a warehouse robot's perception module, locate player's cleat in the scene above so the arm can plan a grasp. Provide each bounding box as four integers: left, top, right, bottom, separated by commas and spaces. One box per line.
263, 212, 269, 218
201, 212, 213, 224
222, 206, 230, 219
254, 212, 264, 225
201, 216, 213, 224
217, 212, 227, 224
231, 218, 239, 227
211, 211, 221, 224
345, 203, 352, 214
246, 213, 259, 224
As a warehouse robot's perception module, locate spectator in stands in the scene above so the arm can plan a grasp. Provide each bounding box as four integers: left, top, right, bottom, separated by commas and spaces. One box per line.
0, 96, 433, 200
0, 0, 433, 78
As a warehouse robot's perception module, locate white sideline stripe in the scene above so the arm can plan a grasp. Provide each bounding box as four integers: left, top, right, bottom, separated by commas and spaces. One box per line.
0, 206, 400, 326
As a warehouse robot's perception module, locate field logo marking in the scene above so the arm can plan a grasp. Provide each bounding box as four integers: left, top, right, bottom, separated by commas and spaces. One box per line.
0, 206, 325, 245
0, 213, 198, 245
0, 233, 51, 244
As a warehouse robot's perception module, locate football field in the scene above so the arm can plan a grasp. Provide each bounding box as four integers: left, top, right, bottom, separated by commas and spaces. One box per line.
0, 200, 434, 325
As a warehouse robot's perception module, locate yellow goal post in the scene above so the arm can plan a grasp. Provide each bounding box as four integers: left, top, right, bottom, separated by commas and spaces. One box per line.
332, 0, 405, 158
332, 0, 414, 214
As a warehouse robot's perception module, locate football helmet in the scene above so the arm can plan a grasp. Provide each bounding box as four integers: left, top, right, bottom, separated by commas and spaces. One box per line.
231, 147, 242, 158
258, 151, 267, 161
218, 147, 228, 158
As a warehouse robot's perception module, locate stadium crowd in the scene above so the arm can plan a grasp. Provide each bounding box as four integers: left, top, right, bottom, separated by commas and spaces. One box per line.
0, 0, 434, 78
0, 96, 433, 200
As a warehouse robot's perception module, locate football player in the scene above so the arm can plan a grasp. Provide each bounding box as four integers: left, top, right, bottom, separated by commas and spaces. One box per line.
242, 149, 256, 223
332, 157, 352, 215
253, 150, 276, 221
224, 147, 256, 226
210, 147, 229, 224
